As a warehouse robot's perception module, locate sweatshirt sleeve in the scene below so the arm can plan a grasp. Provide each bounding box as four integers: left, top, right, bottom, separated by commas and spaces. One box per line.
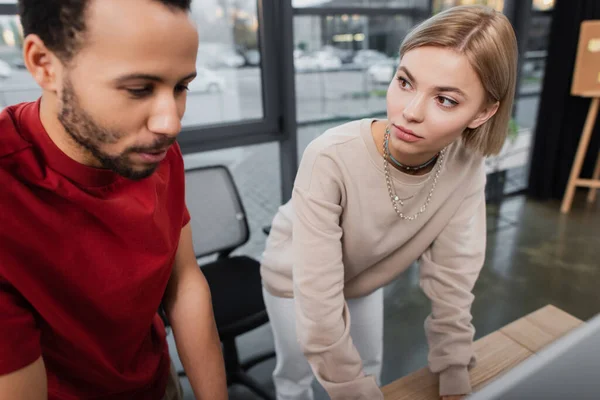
291, 142, 383, 400
419, 169, 487, 396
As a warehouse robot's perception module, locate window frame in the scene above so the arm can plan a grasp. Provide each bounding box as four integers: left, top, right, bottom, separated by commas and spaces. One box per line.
0, 0, 555, 201
179, 0, 286, 153
0, 4, 17, 14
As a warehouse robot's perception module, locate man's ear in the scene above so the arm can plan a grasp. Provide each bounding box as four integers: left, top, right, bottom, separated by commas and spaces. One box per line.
468, 101, 500, 129
23, 34, 61, 92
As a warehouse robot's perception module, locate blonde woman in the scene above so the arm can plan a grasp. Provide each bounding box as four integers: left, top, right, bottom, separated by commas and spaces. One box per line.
260, 5, 517, 400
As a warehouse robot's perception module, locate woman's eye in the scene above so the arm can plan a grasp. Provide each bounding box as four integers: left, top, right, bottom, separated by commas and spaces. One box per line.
397, 76, 411, 89
437, 96, 458, 108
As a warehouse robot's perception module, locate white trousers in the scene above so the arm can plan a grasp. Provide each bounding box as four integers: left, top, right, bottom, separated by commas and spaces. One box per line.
262, 288, 384, 400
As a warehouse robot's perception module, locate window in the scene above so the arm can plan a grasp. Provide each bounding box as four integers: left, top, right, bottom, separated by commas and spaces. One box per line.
0, 13, 40, 110
185, 0, 264, 126
514, 2, 553, 129
500, 0, 555, 194
294, 14, 420, 122
180, 0, 287, 155
293, 6, 428, 122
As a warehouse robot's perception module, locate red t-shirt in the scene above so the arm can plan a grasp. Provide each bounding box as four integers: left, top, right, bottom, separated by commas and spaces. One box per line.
0, 100, 190, 399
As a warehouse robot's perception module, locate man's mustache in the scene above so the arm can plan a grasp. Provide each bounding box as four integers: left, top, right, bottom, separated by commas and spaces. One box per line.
128, 137, 177, 153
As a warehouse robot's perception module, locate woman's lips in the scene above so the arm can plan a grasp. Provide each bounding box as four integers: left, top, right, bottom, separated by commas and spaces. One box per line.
391, 124, 423, 143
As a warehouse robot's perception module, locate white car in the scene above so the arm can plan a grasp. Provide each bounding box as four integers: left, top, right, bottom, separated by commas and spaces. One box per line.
294, 54, 319, 72
196, 44, 245, 69
367, 60, 398, 84
217, 50, 245, 68
0, 59, 12, 79
294, 52, 342, 72
312, 51, 342, 70
188, 67, 226, 93
353, 49, 390, 68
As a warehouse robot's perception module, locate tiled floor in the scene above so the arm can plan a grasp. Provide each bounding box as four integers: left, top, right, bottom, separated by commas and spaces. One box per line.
169, 192, 600, 399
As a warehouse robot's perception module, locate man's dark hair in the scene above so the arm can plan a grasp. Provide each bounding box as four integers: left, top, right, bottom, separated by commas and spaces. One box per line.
18, 0, 192, 62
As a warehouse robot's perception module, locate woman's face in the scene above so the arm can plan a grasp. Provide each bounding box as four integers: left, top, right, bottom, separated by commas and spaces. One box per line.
386, 46, 498, 160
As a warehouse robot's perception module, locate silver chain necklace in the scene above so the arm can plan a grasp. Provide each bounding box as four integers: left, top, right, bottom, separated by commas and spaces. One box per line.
383, 128, 446, 220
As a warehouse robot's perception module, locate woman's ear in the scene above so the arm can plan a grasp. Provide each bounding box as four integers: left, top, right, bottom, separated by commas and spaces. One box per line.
468, 101, 500, 130
23, 34, 61, 92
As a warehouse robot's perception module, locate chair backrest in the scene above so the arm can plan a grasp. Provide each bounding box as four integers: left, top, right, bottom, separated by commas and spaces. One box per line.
185, 165, 249, 258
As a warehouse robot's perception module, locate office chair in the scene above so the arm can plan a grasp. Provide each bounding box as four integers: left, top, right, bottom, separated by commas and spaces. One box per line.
166, 165, 276, 400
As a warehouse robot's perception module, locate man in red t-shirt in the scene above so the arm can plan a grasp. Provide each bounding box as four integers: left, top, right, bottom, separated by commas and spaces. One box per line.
0, 0, 227, 399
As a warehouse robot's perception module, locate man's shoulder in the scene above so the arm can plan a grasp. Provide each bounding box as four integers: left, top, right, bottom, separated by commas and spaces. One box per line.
0, 105, 36, 195
0, 104, 33, 161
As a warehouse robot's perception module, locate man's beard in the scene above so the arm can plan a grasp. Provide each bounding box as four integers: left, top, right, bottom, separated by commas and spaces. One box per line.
57, 77, 175, 181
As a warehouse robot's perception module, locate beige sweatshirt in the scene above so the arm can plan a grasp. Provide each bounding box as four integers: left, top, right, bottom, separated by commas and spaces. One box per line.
260, 119, 486, 398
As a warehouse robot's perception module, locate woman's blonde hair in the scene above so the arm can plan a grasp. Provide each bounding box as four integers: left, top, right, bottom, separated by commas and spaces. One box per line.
400, 5, 518, 156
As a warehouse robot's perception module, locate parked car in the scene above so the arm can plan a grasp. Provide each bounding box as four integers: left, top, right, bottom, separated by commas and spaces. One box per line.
294, 51, 342, 71
188, 67, 226, 93
367, 59, 398, 84
294, 54, 318, 72
243, 49, 260, 66
0, 46, 23, 70
321, 45, 354, 64
312, 51, 342, 70
353, 49, 390, 68
217, 50, 245, 68
197, 44, 245, 69
0, 59, 12, 79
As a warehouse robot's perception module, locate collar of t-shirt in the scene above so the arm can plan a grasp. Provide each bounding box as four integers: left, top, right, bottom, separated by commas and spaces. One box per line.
19, 99, 123, 188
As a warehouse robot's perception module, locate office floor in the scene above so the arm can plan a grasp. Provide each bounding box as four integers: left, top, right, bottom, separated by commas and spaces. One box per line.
170, 192, 600, 399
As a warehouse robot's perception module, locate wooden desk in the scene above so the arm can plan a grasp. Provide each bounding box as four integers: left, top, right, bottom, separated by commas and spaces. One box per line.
382, 305, 583, 400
